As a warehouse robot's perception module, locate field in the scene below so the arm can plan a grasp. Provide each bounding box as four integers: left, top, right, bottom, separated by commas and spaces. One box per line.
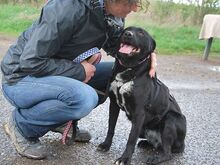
0, 2, 219, 56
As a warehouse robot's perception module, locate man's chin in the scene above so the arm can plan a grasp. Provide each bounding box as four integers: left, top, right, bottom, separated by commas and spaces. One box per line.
116, 14, 128, 19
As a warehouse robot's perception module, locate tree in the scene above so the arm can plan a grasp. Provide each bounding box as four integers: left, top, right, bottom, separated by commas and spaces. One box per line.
186, 0, 220, 24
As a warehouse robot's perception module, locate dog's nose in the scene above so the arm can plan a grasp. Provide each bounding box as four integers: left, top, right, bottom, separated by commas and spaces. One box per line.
124, 31, 133, 38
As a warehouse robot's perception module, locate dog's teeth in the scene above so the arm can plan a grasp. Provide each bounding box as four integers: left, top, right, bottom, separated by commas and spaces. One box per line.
132, 48, 138, 53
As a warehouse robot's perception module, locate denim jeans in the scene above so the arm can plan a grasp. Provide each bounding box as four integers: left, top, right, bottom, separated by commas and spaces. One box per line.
2, 62, 113, 139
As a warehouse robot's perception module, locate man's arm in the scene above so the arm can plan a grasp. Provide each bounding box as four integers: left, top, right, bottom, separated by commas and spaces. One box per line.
19, 0, 87, 81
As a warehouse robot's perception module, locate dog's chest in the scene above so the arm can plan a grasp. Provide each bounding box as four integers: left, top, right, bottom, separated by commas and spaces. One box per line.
110, 69, 135, 116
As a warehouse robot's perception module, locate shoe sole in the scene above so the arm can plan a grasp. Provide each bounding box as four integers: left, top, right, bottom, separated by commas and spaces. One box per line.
3, 123, 46, 160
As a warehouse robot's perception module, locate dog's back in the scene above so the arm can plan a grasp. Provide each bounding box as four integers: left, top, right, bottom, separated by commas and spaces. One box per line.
139, 76, 186, 151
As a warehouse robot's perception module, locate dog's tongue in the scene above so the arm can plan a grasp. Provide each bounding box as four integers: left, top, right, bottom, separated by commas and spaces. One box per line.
119, 44, 134, 54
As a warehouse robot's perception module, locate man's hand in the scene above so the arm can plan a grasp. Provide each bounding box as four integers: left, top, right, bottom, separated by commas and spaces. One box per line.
149, 52, 157, 78
87, 52, 102, 65
81, 60, 96, 83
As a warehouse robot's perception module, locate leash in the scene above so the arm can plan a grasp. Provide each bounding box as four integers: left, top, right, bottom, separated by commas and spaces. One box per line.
61, 120, 77, 145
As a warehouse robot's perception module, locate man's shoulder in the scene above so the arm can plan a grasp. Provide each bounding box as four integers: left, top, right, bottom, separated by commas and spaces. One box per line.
45, 0, 89, 12
43, 0, 89, 23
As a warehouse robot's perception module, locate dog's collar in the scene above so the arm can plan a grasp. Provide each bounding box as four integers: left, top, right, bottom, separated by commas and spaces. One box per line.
116, 54, 150, 68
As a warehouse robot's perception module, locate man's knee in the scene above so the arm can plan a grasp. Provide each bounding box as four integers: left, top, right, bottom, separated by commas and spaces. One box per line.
71, 86, 99, 118
80, 90, 99, 112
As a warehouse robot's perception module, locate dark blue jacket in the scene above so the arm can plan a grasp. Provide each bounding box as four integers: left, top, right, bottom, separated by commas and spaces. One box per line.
1, 0, 124, 84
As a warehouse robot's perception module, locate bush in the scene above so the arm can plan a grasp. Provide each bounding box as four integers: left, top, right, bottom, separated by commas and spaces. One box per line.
149, 0, 220, 25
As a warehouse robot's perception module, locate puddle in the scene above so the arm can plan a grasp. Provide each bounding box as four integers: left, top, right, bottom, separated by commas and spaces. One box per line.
209, 66, 220, 72
164, 81, 220, 90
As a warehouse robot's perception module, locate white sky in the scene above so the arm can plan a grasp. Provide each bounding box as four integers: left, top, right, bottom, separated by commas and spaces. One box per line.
163, 0, 220, 6
164, 0, 202, 5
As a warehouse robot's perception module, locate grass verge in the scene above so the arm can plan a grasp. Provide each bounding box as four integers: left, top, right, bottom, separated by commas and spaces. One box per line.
0, 3, 219, 56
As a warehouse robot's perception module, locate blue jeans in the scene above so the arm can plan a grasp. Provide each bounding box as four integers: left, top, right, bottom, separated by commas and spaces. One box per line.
2, 62, 113, 139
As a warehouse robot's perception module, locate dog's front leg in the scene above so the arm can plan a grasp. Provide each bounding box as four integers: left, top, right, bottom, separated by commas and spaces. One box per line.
115, 110, 145, 165
97, 100, 120, 152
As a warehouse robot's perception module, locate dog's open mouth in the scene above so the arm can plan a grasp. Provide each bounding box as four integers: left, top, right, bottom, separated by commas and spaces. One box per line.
119, 43, 140, 55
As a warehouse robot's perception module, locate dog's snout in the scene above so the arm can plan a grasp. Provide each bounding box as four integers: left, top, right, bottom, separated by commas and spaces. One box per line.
124, 31, 133, 38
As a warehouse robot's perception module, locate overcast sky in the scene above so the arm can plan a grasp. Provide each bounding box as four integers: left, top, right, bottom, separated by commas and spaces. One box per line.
163, 0, 220, 6
164, 0, 202, 5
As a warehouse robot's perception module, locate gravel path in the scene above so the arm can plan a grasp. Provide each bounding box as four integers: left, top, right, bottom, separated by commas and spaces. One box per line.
0, 36, 219, 165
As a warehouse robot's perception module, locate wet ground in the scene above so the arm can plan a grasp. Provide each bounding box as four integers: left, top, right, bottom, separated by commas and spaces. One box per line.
0, 36, 220, 165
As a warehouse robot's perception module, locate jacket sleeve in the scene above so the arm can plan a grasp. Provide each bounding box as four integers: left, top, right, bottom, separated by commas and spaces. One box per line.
19, 0, 86, 81
102, 16, 124, 57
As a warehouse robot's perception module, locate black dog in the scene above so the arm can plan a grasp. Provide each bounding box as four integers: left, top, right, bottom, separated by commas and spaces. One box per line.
97, 26, 186, 165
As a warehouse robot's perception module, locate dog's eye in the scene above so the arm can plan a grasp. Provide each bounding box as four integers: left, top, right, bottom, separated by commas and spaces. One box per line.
138, 31, 145, 36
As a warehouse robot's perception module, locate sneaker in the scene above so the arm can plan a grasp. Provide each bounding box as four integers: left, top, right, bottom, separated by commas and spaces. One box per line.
52, 123, 91, 142
3, 115, 47, 159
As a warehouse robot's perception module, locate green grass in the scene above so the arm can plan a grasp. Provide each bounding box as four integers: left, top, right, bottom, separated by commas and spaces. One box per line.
126, 16, 220, 55
0, 4, 40, 35
0, 4, 219, 56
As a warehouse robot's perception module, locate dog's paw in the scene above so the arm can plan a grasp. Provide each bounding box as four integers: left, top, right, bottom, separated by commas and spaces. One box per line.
146, 154, 172, 165
146, 155, 157, 165
97, 142, 111, 152
114, 157, 131, 165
